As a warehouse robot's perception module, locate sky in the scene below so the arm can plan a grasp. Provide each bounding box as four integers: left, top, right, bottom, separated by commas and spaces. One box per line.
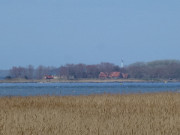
0, 0, 180, 69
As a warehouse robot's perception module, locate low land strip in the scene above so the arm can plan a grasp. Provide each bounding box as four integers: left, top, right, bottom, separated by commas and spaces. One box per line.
0, 78, 179, 83
0, 93, 179, 135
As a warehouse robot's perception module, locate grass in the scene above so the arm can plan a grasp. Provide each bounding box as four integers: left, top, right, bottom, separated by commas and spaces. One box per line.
0, 93, 179, 135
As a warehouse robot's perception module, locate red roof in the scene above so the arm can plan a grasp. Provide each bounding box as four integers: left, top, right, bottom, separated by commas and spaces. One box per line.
45, 75, 54, 79
109, 72, 121, 78
99, 72, 128, 79
99, 72, 108, 78
122, 73, 128, 79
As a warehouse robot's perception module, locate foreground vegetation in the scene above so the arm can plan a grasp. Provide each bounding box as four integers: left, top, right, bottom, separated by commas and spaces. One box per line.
0, 93, 179, 135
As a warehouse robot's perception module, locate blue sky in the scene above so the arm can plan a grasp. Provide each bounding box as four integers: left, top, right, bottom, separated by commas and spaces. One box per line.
0, 0, 180, 69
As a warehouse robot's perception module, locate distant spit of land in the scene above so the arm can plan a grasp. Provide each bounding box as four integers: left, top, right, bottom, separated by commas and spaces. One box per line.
0, 78, 179, 83
1, 60, 180, 83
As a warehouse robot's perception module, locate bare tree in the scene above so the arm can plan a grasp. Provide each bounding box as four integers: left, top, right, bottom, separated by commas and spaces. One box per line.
36, 65, 46, 79
26, 65, 34, 79
10, 66, 26, 78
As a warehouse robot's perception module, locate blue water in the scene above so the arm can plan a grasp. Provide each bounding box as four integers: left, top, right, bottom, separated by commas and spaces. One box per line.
0, 82, 180, 96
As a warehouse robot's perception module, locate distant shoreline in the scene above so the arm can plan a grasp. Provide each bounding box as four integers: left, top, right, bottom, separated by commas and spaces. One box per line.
0, 78, 179, 83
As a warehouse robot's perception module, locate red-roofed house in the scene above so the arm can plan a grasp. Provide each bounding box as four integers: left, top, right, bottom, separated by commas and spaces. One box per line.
122, 73, 129, 79
109, 72, 121, 78
45, 75, 54, 79
99, 72, 108, 78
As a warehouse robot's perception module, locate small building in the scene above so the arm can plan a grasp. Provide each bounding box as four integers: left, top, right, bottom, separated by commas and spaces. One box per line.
44, 75, 54, 79
109, 72, 121, 78
99, 72, 128, 79
122, 73, 129, 79
99, 72, 108, 79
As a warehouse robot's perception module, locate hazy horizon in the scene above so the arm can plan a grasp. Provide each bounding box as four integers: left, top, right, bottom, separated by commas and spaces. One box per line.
0, 0, 180, 69
0, 59, 179, 70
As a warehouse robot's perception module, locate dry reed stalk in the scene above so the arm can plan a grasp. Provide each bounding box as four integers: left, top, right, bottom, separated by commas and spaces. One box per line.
0, 93, 179, 135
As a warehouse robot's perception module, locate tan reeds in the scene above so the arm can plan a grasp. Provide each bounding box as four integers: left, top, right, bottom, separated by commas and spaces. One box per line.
0, 93, 179, 135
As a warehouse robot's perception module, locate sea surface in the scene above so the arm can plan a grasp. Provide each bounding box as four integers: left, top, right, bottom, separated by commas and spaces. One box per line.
0, 82, 180, 96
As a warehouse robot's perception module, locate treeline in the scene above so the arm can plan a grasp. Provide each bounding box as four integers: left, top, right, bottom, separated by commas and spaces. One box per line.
9, 63, 123, 79
9, 65, 59, 80
7, 60, 180, 80
127, 60, 180, 79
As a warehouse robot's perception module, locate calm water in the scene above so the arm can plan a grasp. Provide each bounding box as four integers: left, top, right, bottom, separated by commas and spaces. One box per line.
0, 82, 180, 96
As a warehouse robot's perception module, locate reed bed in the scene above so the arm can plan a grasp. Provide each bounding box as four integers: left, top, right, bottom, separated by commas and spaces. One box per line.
0, 93, 179, 135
